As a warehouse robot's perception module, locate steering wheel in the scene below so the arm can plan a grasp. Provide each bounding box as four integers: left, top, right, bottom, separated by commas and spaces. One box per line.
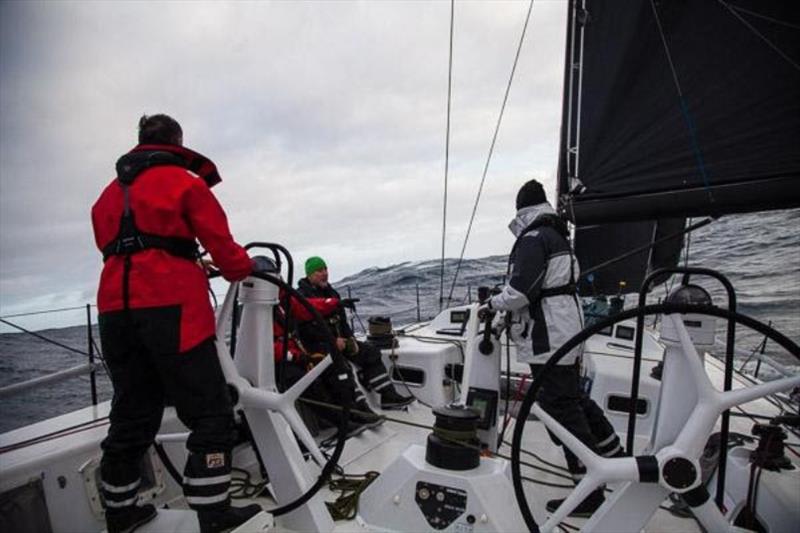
510, 302, 800, 532
214, 270, 351, 518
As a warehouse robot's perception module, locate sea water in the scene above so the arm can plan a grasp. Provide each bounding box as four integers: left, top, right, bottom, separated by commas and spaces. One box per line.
1, 210, 798, 433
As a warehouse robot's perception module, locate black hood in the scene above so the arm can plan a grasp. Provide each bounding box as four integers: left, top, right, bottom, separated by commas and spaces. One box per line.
115, 150, 186, 184
297, 278, 339, 299
297, 278, 314, 293
116, 144, 223, 187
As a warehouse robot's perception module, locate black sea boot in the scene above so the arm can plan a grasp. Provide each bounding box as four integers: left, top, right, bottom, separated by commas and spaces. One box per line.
101, 461, 157, 533
379, 387, 414, 409
352, 399, 384, 428
105, 504, 157, 533
198, 503, 263, 533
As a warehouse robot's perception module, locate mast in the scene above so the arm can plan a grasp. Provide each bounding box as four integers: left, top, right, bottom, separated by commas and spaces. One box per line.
556, 0, 581, 206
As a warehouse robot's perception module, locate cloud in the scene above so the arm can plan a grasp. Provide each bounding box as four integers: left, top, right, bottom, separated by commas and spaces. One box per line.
0, 0, 567, 324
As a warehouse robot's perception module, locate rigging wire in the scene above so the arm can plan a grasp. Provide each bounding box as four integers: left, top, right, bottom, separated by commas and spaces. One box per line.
0, 305, 92, 319
737, 327, 771, 374
445, 0, 535, 307
725, 3, 800, 30
439, 0, 455, 312
0, 317, 105, 361
581, 217, 715, 279
717, 0, 800, 71
649, 0, 714, 202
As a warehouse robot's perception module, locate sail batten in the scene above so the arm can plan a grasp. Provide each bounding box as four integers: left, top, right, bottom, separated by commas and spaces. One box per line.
567, 175, 798, 224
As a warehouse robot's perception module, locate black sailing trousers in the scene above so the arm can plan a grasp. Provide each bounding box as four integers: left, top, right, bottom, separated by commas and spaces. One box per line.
530, 363, 623, 482
349, 340, 393, 393
99, 308, 236, 512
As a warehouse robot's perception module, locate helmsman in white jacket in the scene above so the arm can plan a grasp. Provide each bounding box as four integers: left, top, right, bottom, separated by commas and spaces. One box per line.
484, 179, 624, 518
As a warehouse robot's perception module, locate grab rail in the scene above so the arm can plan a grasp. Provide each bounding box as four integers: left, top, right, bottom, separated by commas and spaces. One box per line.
0, 362, 105, 398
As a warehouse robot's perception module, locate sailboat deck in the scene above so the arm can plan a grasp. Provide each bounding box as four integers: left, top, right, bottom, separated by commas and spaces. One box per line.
205, 400, 706, 532
1, 326, 796, 533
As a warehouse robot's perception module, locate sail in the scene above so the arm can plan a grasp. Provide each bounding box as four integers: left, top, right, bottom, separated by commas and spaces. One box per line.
557, 0, 800, 225
575, 218, 685, 296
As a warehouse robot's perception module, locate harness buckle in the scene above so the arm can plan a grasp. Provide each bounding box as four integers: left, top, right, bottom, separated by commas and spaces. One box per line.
118, 236, 142, 254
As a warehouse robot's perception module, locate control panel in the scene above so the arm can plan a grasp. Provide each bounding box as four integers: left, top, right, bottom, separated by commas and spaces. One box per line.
466, 387, 498, 431
414, 481, 467, 530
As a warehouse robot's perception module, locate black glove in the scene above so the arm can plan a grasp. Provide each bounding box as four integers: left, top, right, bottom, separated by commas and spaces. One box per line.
339, 298, 360, 310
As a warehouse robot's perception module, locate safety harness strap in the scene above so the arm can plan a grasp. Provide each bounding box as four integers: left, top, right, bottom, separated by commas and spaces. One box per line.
102, 232, 199, 262
102, 174, 199, 262
539, 283, 577, 298
508, 215, 577, 304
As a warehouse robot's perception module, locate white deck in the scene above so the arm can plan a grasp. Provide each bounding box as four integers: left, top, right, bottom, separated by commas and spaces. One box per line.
1, 310, 798, 533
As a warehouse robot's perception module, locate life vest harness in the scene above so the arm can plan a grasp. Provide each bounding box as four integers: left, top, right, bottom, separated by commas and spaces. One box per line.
104, 152, 200, 310
102, 153, 199, 263
507, 215, 577, 305
101, 193, 199, 262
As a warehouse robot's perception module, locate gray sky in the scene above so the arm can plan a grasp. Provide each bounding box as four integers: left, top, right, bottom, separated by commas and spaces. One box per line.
0, 0, 567, 329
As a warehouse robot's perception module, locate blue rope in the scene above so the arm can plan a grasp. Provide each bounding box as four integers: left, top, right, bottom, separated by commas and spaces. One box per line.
650, 0, 714, 201
678, 97, 713, 197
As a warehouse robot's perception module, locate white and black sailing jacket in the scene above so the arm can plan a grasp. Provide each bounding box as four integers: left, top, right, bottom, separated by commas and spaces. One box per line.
489, 203, 584, 365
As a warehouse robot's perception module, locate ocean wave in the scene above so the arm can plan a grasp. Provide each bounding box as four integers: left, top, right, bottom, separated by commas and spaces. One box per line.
1, 210, 797, 433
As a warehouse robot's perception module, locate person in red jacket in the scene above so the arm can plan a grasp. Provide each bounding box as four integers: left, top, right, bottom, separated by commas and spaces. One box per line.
272, 292, 340, 366
297, 257, 414, 409
272, 292, 383, 435
92, 114, 260, 533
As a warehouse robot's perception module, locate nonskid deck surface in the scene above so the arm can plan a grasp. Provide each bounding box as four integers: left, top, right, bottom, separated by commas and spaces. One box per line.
324, 403, 708, 533
1, 328, 797, 533
211, 401, 707, 533
258, 353, 796, 533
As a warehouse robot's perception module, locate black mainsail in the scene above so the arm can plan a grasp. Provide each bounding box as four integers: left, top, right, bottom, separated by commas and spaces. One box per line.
557, 0, 800, 294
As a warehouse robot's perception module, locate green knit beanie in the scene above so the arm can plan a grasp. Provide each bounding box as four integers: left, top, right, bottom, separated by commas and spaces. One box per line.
305, 256, 327, 276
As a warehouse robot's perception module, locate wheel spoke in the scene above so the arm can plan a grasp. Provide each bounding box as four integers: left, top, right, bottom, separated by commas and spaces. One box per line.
689, 490, 748, 532
283, 356, 333, 403
540, 478, 598, 532
719, 374, 800, 411
532, 403, 598, 469
504, 301, 800, 532
281, 406, 327, 466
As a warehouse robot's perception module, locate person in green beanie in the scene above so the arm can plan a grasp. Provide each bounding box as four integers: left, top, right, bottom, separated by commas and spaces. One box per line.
304, 256, 327, 277
297, 256, 414, 411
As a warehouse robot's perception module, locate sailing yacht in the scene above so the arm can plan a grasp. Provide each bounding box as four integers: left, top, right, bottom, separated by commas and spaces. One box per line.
1, 1, 799, 532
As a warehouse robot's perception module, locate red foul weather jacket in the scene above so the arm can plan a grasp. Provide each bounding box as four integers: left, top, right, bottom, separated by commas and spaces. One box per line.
92, 144, 252, 352
273, 292, 340, 363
